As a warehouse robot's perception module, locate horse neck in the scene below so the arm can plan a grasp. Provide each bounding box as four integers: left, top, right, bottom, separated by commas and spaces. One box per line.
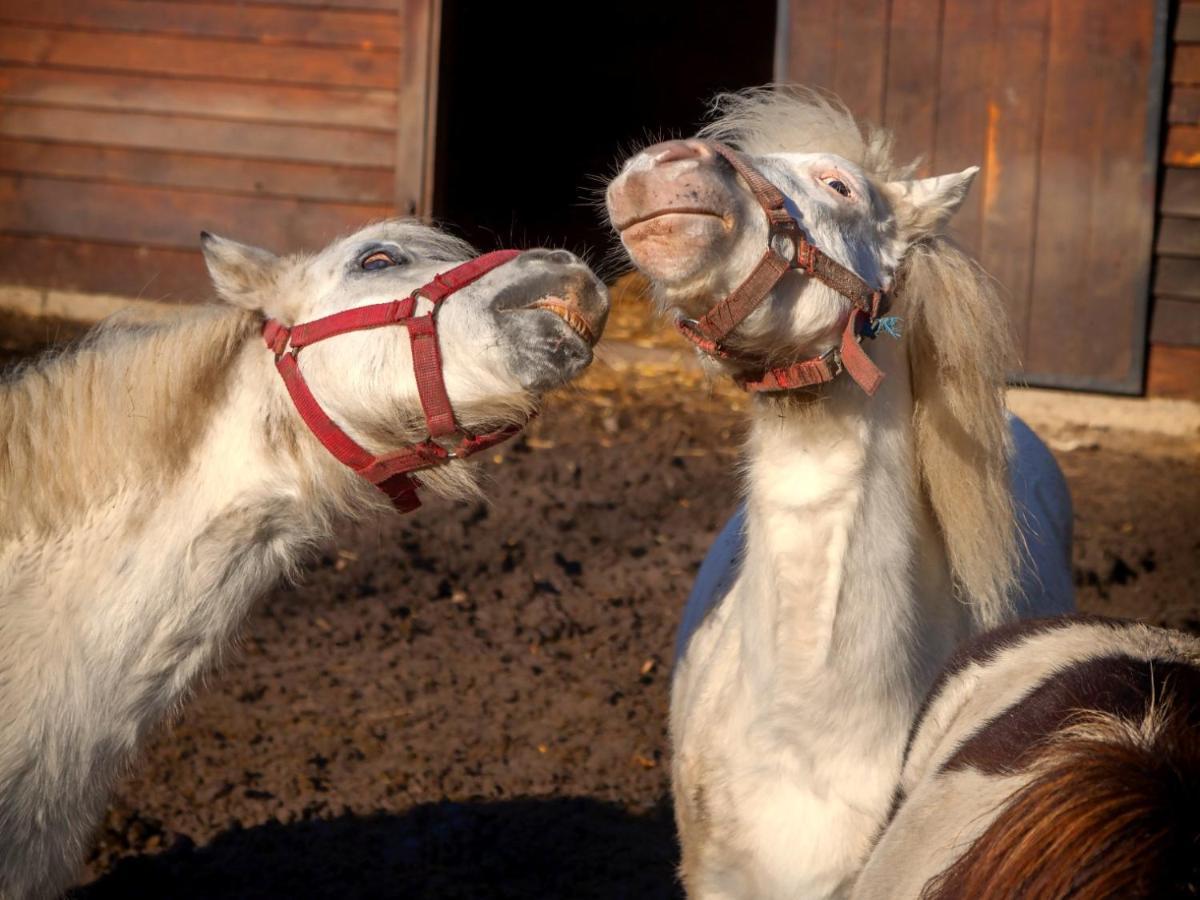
2, 307, 355, 540
4, 309, 364, 748
735, 350, 968, 711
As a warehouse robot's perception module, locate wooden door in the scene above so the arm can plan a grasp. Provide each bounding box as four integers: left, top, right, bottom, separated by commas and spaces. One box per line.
777, 0, 1169, 393
0, 0, 440, 305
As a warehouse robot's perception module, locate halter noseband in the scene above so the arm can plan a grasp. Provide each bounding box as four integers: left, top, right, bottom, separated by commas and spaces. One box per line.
674, 142, 890, 396
263, 249, 526, 513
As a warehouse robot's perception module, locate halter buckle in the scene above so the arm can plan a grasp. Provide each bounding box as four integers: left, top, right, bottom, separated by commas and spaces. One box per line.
819, 344, 844, 377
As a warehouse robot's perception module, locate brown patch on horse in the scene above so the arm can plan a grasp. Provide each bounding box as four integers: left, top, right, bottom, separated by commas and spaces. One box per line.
942, 654, 1200, 776
901, 616, 1102, 771
881, 617, 1091, 836
922, 667, 1200, 900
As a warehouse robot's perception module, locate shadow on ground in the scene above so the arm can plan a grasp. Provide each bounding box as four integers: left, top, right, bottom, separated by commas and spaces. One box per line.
72, 797, 681, 900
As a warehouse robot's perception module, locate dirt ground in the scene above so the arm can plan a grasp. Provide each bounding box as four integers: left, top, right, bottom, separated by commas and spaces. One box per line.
4, 299, 1197, 899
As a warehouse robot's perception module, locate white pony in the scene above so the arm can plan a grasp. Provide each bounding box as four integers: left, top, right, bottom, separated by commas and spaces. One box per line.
0, 221, 608, 900
606, 88, 1073, 898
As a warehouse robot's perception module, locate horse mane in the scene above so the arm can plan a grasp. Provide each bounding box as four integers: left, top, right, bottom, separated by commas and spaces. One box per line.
922, 691, 1200, 900
0, 306, 259, 540
703, 86, 1017, 627
699, 85, 904, 180
899, 241, 1017, 628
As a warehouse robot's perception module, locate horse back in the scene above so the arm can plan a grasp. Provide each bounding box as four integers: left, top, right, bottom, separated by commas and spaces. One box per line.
856, 616, 1200, 900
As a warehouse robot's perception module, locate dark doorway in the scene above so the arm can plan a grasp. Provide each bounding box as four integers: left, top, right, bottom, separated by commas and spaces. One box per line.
434, 2, 775, 262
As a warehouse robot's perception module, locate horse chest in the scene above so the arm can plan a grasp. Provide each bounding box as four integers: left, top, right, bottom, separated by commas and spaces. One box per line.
673, 606, 904, 899
677, 724, 892, 900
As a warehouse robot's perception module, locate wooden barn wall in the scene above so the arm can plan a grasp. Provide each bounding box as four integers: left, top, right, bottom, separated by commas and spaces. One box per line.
1151, 0, 1200, 397
777, 0, 1169, 394
0, 0, 438, 304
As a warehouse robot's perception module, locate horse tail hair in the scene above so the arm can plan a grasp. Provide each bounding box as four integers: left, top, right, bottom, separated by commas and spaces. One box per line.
921, 694, 1200, 900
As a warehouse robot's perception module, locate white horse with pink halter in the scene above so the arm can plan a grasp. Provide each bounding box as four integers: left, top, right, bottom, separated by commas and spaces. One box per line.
607, 87, 1073, 899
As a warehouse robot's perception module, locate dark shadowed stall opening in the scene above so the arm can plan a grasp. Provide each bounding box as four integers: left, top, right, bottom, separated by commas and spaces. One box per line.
433, 1, 776, 263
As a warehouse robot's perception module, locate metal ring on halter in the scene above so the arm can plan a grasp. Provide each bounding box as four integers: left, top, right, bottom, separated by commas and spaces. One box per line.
771, 232, 798, 263
818, 344, 843, 377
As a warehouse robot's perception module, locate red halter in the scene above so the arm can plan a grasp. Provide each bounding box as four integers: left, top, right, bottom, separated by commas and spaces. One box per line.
674, 142, 890, 396
262, 249, 525, 513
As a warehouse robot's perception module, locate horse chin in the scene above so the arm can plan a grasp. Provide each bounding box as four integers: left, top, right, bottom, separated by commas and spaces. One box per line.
619, 213, 728, 286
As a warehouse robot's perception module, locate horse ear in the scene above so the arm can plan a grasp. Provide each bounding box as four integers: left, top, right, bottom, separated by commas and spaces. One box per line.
200, 231, 293, 320
887, 166, 979, 238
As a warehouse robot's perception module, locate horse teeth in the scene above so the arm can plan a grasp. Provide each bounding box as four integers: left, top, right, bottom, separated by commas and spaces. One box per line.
531, 301, 594, 344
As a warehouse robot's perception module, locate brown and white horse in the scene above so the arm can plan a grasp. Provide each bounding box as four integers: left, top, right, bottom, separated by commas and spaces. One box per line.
0, 220, 608, 899
855, 615, 1200, 900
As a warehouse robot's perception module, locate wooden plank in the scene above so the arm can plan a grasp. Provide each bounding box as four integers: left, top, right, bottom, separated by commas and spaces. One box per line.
0, 105, 394, 167
0, 234, 211, 302
829, 0, 889, 122
978, 0, 1050, 357
1025, 0, 1159, 388
0, 0, 401, 49
1147, 343, 1200, 397
0, 25, 396, 88
1155, 216, 1200, 255
0, 139, 393, 204
1164, 123, 1200, 165
1160, 166, 1200, 216
932, 0, 996, 253
395, 0, 437, 217
1168, 85, 1200, 123
1150, 297, 1200, 344
1152, 256, 1200, 298
781, 0, 840, 91
185, 0, 401, 10
1173, 44, 1200, 84
0, 66, 397, 130
882, 0, 943, 174
1179, 3, 1200, 41
0, 174, 391, 252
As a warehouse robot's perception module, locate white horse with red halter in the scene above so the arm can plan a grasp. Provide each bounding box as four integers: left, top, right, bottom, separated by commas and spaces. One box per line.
0, 220, 607, 900
607, 88, 1073, 899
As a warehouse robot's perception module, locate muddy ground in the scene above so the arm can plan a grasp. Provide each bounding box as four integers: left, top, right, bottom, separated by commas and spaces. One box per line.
5, 304, 1197, 899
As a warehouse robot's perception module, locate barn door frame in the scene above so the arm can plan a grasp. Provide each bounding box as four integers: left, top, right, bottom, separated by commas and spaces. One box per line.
773, 0, 1172, 395
396, 0, 442, 218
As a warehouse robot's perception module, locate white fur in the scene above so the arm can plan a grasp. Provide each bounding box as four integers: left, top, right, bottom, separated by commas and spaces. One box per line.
671, 352, 969, 898
607, 90, 1075, 898
0, 221, 604, 899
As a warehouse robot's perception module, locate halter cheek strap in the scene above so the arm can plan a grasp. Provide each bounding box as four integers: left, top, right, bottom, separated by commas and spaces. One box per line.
674, 141, 891, 396
264, 249, 525, 513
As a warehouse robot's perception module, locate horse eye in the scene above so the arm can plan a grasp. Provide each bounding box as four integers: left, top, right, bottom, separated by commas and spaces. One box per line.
823, 178, 852, 198
361, 250, 400, 270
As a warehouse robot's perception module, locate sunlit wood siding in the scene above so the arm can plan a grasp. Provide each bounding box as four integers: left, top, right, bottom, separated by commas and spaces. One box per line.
0, 0, 437, 303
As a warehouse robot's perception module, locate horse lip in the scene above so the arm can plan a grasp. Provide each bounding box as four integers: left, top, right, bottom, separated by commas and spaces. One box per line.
613, 208, 727, 233
527, 296, 598, 345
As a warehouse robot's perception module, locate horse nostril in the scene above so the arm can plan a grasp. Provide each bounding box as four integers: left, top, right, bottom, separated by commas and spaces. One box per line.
520, 249, 575, 266
646, 139, 708, 166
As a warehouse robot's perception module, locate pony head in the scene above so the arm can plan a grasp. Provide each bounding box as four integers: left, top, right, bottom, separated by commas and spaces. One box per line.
202, 220, 609, 500
607, 86, 1018, 626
